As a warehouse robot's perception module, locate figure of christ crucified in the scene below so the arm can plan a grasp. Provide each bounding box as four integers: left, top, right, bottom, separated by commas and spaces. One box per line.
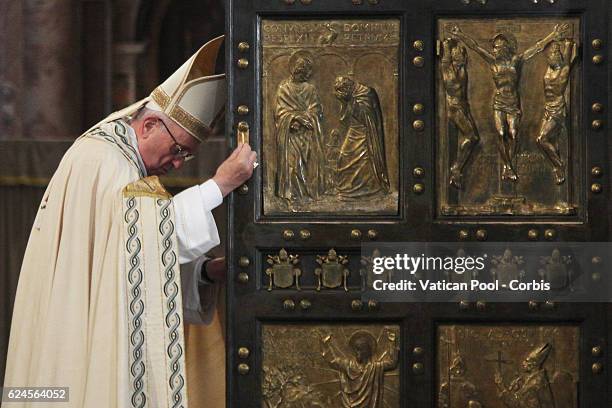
450, 23, 569, 182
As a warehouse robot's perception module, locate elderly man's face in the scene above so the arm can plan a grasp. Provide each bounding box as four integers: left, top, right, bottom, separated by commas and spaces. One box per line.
137, 115, 199, 176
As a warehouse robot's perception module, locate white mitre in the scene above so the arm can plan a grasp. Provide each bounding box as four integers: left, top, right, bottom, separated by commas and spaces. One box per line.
88, 35, 226, 142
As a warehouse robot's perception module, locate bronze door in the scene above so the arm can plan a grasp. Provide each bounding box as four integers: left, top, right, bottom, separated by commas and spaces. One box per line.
226, 0, 611, 406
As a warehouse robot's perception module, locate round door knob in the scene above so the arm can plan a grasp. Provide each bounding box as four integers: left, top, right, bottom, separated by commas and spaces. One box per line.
367, 229, 378, 240
592, 362, 603, 374
413, 346, 424, 356
592, 103, 604, 113
367, 299, 378, 311
238, 347, 250, 359
592, 120, 603, 130
238, 256, 250, 268
299, 229, 311, 240
413, 40, 424, 51
238, 184, 249, 195
592, 346, 603, 357
283, 299, 296, 311
592, 54, 604, 65
299, 299, 311, 310
237, 58, 249, 69
238, 42, 250, 52
528, 229, 539, 240
592, 39, 603, 50
412, 363, 424, 374
413, 120, 425, 131
413, 56, 425, 67
592, 167, 603, 177
237, 105, 250, 115
591, 183, 602, 194
544, 229, 556, 240
238, 363, 250, 375
351, 299, 364, 311
283, 229, 295, 240
413, 103, 424, 115
237, 272, 249, 284
351, 229, 362, 240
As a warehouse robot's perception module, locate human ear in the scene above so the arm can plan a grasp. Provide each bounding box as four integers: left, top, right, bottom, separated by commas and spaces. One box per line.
142, 117, 158, 139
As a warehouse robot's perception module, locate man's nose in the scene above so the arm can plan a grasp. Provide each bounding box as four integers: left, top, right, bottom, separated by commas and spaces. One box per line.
172, 158, 184, 169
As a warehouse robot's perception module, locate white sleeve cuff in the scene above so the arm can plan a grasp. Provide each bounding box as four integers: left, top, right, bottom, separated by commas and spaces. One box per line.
174, 183, 221, 264
198, 179, 223, 211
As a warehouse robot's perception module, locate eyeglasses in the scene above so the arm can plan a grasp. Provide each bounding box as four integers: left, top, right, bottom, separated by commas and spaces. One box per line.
158, 119, 195, 162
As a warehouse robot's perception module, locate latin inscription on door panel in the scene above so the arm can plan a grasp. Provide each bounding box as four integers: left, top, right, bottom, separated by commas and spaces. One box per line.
437, 324, 579, 408
262, 19, 400, 215
262, 324, 400, 407
436, 18, 582, 217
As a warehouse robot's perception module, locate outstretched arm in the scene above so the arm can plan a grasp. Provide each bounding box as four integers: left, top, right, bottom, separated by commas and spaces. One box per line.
450, 25, 494, 64
522, 23, 570, 61
441, 39, 453, 66
562, 39, 577, 66
382, 329, 400, 370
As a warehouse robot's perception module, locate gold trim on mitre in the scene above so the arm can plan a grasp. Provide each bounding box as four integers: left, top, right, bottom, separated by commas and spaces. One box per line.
123, 176, 172, 199
151, 87, 210, 141
149, 36, 226, 142
169, 104, 210, 140
151, 87, 170, 110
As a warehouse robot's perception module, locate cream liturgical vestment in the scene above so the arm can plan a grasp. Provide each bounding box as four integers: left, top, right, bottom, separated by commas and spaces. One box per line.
3, 119, 222, 408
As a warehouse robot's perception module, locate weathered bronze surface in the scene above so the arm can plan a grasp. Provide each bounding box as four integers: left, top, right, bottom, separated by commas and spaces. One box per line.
538, 249, 574, 291
266, 249, 302, 291
437, 324, 579, 408
262, 324, 400, 407
315, 249, 350, 291
436, 18, 582, 217
262, 19, 400, 215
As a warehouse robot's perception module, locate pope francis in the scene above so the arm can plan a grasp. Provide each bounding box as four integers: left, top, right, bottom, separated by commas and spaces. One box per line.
2, 36, 254, 407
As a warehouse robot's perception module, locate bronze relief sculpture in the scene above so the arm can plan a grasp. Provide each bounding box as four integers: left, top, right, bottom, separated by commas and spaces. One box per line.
440, 39, 480, 190
450, 23, 569, 183
333, 76, 390, 199
536, 39, 577, 185
274, 51, 327, 203
262, 324, 400, 407
438, 325, 578, 407
437, 18, 582, 216
262, 19, 399, 215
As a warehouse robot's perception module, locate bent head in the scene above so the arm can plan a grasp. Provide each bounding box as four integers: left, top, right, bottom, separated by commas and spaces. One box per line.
130, 108, 200, 176
546, 42, 564, 67
290, 57, 313, 83
492, 33, 516, 61
451, 45, 467, 66
334, 76, 355, 101
349, 331, 376, 364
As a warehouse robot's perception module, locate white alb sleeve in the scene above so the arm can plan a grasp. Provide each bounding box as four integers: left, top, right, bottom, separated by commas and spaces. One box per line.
174, 179, 223, 325
173, 179, 223, 264
179, 257, 219, 325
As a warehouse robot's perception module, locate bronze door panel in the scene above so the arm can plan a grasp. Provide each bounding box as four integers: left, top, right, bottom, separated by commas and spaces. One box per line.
261, 18, 401, 217
262, 323, 400, 407
436, 17, 583, 218
227, 1, 612, 407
